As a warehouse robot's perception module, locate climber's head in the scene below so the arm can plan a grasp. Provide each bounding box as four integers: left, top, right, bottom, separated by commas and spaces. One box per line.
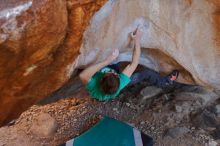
100, 72, 120, 94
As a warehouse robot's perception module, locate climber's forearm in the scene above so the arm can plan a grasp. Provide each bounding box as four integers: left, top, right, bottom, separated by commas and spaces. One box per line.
122, 40, 141, 77
79, 60, 110, 84
131, 40, 141, 67
79, 56, 115, 84
80, 49, 119, 84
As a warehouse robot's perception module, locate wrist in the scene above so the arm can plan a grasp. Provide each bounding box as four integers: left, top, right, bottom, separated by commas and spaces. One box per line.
135, 39, 140, 44
104, 59, 112, 65
135, 36, 141, 41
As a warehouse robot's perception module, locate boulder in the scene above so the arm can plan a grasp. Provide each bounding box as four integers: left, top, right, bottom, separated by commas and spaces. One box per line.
30, 113, 58, 137
175, 85, 219, 106
164, 127, 190, 138
192, 109, 219, 129
77, 0, 220, 90
0, 0, 107, 126
0, 0, 68, 126
140, 86, 163, 100
1, 0, 220, 128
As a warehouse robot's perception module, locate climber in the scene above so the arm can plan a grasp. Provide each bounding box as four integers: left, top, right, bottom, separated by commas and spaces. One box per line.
79, 26, 179, 101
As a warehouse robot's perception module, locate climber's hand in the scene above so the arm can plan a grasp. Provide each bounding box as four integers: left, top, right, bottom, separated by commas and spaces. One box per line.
79, 49, 119, 84
106, 49, 119, 62
130, 26, 143, 41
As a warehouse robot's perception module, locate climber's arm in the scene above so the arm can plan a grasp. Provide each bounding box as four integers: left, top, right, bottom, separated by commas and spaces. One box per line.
122, 27, 142, 77
79, 49, 119, 84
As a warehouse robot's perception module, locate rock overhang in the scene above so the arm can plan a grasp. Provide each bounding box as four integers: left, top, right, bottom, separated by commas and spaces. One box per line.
76, 0, 220, 89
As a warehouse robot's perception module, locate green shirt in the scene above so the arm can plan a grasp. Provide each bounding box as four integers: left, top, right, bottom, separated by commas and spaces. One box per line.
86, 67, 131, 101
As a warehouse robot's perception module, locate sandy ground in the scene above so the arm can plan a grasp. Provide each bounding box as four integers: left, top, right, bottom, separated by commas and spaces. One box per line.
0, 77, 220, 146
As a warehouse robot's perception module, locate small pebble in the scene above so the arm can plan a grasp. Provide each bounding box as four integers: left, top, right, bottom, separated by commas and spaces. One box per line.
191, 127, 195, 130
113, 108, 117, 111
126, 103, 130, 107
140, 121, 145, 125
151, 126, 155, 130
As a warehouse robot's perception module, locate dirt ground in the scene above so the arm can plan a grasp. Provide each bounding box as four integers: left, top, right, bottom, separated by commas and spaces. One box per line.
0, 77, 220, 146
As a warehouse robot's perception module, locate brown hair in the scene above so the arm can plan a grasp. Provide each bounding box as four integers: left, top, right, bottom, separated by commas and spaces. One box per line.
100, 73, 120, 94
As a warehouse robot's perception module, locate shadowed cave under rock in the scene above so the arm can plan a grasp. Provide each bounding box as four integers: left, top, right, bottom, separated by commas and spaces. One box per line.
39, 48, 195, 105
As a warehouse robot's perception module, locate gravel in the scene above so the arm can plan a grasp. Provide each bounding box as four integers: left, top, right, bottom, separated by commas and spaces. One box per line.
0, 84, 219, 146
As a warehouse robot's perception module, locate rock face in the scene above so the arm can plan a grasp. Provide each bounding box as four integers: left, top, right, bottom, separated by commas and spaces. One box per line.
165, 127, 190, 139
77, 0, 220, 89
0, 0, 107, 126
140, 86, 163, 100
30, 113, 58, 137
0, 0, 220, 127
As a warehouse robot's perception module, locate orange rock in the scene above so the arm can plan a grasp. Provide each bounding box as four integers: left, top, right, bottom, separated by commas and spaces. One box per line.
0, 0, 68, 126
0, 0, 107, 126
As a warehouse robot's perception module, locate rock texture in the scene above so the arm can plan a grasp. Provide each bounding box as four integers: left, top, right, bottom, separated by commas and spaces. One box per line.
140, 86, 163, 100
0, 0, 220, 128
0, 82, 219, 146
77, 0, 220, 89
0, 0, 107, 126
30, 112, 58, 137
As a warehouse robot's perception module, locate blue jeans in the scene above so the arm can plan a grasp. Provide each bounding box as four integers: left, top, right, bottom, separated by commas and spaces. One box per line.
108, 63, 173, 89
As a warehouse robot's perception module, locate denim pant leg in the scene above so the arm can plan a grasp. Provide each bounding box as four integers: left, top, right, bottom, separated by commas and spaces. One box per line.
130, 69, 171, 88
129, 69, 157, 85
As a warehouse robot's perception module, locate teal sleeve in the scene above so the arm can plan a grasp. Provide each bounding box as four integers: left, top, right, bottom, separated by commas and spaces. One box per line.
118, 73, 131, 90
86, 72, 101, 93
